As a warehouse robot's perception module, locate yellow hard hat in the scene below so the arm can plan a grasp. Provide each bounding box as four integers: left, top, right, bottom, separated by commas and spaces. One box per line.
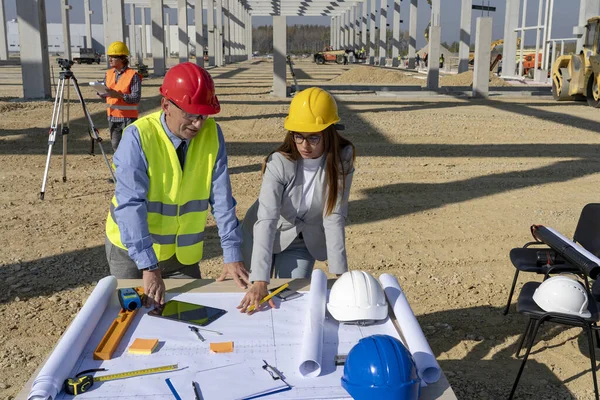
284, 87, 340, 133
107, 41, 129, 56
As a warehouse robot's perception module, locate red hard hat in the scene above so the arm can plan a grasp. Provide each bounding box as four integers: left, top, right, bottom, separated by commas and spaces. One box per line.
159, 62, 220, 115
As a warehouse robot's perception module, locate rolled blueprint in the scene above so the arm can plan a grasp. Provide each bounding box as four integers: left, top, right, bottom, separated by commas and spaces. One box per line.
28, 275, 118, 400
298, 269, 328, 377
379, 273, 441, 385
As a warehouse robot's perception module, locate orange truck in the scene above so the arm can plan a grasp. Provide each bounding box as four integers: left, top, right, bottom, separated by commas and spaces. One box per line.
521, 53, 542, 77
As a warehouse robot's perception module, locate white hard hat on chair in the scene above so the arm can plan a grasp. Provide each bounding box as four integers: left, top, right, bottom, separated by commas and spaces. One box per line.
533, 275, 591, 318
327, 271, 388, 323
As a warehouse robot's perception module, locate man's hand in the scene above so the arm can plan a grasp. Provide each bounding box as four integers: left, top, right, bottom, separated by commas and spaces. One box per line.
105, 88, 123, 99
142, 269, 165, 308
237, 281, 274, 315
216, 261, 250, 289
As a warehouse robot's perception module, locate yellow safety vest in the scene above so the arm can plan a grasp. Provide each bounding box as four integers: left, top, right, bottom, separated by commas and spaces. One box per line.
105, 111, 219, 265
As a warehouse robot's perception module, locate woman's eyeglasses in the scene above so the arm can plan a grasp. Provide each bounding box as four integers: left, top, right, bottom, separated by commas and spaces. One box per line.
291, 133, 321, 146
170, 101, 208, 122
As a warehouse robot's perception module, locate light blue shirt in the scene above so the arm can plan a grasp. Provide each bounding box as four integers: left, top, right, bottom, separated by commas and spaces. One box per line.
112, 112, 243, 269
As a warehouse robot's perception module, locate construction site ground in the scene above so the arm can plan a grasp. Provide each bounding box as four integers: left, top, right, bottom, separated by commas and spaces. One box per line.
1, 58, 600, 400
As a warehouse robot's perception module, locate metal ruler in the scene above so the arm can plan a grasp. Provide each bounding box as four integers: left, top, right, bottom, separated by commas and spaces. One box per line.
93, 364, 179, 382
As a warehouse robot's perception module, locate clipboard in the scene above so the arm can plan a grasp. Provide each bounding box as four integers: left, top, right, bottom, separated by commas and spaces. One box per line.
89, 81, 109, 94
194, 361, 291, 400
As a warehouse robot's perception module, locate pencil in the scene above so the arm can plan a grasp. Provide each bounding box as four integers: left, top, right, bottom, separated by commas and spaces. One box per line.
247, 283, 289, 313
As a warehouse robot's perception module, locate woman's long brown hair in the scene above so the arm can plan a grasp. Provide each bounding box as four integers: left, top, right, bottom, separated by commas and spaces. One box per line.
263, 125, 356, 216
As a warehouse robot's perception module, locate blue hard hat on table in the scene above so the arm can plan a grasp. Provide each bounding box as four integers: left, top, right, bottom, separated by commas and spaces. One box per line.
341, 334, 421, 400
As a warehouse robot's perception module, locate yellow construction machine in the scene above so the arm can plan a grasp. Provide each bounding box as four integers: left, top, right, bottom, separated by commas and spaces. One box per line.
552, 17, 600, 106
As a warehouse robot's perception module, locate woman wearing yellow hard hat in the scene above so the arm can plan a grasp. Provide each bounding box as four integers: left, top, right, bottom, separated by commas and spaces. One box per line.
238, 87, 356, 314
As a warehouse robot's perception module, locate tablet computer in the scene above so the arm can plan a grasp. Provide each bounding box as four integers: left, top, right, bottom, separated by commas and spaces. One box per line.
89, 81, 109, 94
149, 300, 227, 327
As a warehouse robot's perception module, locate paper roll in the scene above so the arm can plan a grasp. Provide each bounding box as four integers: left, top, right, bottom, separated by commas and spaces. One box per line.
379, 273, 441, 385
28, 275, 118, 400
298, 269, 328, 378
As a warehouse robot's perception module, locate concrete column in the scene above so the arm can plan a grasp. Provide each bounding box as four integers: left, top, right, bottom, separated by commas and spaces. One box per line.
458, 0, 471, 73
426, 25, 440, 89
426, 0, 441, 86
473, 17, 492, 98
330, 16, 335, 49
342, 13, 345, 49
83, 0, 93, 50
224, 0, 231, 64
369, 0, 376, 64
232, 0, 238, 60
178, 0, 189, 62
194, 0, 205, 67
330, 17, 334, 48
16, 0, 51, 98
349, 8, 355, 50
141, 7, 147, 58
0, 0, 7, 60
502, 0, 519, 77
129, 4, 137, 61
207, 0, 215, 65
61, 0, 72, 60
407, 0, 417, 68
378, 0, 387, 65
103, 0, 126, 66
576, 0, 600, 53
246, 9, 252, 60
355, 3, 361, 49
392, 0, 401, 67
240, 5, 246, 58
151, 0, 166, 76
165, 11, 170, 57
216, 0, 223, 66
273, 15, 286, 97
361, 1, 368, 51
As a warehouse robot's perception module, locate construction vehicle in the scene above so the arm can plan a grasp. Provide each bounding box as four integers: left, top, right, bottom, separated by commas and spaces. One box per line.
73, 48, 102, 64
552, 16, 600, 106
313, 48, 365, 65
522, 53, 543, 77
469, 38, 521, 65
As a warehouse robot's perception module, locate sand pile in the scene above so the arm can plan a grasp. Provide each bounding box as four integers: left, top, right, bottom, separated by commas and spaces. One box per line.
440, 70, 511, 87
330, 66, 424, 86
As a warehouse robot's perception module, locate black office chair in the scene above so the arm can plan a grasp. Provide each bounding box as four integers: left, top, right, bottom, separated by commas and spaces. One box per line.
504, 203, 600, 315
509, 280, 600, 400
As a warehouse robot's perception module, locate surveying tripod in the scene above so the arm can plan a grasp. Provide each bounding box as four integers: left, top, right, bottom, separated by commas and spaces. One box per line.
39, 58, 115, 200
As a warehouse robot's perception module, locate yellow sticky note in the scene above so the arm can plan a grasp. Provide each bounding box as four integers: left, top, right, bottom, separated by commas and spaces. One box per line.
209, 341, 234, 353
128, 338, 159, 355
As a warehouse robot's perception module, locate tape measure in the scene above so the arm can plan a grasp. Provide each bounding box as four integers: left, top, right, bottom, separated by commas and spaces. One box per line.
64, 364, 178, 395
118, 287, 142, 311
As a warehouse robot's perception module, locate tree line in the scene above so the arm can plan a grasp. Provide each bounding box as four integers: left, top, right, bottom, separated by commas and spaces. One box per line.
252, 24, 416, 57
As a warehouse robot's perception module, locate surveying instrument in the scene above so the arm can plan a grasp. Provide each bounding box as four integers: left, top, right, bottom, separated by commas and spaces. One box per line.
39, 58, 115, 200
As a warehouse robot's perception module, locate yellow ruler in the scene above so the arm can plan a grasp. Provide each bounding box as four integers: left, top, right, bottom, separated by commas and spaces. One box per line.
93, 364, 179, 382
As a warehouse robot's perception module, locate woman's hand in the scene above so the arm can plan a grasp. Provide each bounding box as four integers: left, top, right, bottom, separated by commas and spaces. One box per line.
237, 281, 274, 315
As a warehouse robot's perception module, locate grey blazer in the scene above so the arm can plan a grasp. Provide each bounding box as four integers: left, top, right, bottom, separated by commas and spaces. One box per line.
241, 145, 354, 282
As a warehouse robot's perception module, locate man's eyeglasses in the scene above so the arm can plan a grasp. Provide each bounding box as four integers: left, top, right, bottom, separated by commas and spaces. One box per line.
291, 133, 321, 146
170, 101, 208, 122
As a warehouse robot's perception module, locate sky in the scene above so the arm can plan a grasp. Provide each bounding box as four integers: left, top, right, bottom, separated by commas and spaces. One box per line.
2, 0, 580, 49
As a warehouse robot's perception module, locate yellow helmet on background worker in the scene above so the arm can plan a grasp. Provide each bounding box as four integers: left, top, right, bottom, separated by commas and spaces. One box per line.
284, 87, 340, 133
107, 41, 130, 56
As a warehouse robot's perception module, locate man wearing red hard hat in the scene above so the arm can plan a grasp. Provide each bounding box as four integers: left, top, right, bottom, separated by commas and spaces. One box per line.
105, 62, 248, 307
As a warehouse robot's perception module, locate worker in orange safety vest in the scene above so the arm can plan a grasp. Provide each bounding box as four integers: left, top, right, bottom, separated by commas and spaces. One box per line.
97, 41, 142, 152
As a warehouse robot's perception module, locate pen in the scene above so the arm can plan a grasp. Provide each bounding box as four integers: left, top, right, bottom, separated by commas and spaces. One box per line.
189, 326, 206, 342
192, 381, 201, 400
165, 378, 182, 400
247, 283, 289, 313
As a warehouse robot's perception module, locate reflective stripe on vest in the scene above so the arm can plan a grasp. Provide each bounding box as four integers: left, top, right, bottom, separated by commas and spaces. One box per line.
105, 68, 139, 118
105, 111, 219, 264
108, 104, 139, 111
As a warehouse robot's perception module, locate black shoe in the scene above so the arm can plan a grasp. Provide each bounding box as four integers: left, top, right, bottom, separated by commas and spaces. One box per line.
107, 178, 115, 184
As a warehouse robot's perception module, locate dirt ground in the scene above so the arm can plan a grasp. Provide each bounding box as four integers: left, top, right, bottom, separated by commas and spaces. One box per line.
1, 58, 600, 399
